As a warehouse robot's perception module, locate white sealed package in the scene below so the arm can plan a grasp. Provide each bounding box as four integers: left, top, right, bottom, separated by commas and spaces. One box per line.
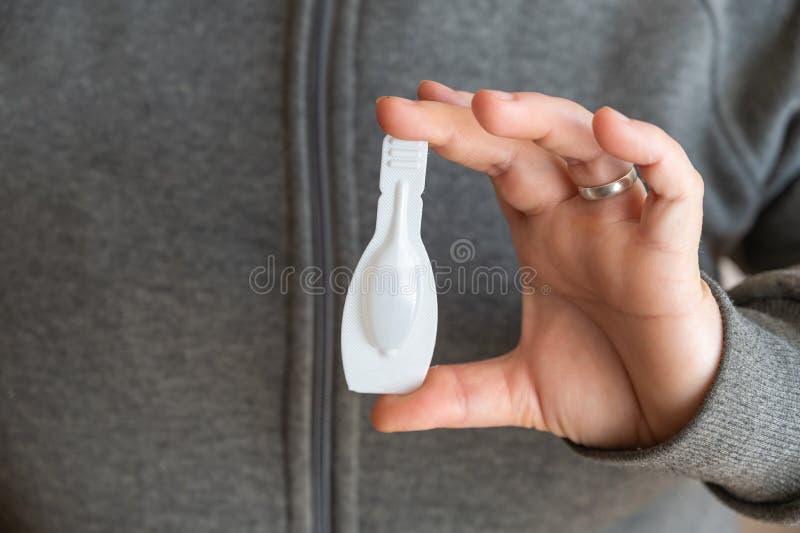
341, 135, 438, 394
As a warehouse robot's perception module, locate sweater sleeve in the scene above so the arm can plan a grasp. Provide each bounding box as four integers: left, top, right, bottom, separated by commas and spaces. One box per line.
568, 269, 800, 525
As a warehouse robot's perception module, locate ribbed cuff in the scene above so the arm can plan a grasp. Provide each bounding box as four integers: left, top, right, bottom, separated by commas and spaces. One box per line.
567, 271, 800, 525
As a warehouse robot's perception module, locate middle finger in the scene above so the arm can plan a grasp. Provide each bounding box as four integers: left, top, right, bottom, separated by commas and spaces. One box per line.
471, 90, 642, 193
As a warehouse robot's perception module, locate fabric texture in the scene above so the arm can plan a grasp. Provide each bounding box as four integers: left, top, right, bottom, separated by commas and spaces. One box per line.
0, 0, 798, 532
572, 270, 800, 525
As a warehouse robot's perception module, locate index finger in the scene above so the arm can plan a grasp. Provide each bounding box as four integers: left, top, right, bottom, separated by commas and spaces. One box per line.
376, 96, 575, 215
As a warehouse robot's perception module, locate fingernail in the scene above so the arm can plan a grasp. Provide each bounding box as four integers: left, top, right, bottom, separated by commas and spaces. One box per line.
376, 96, 414, 105
422, 79, 454, 92
483, 89, 515, 101
605, 106, 630, 122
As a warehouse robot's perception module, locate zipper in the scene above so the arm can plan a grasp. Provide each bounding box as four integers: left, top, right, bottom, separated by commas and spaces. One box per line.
309, 1, 334, 532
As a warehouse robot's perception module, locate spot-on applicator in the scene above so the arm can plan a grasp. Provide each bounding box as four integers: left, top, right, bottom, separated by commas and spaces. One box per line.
341, 135, 438, 394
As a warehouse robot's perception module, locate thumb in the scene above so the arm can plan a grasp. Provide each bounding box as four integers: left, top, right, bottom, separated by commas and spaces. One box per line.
371, 352, 544, 432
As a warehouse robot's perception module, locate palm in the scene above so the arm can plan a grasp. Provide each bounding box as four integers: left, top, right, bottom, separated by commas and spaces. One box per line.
513, 290, 644, 448
371, 81, 723, 449
507, 194, 699, 447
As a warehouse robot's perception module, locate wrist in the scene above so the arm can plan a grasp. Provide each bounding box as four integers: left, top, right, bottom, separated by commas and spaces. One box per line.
600, 277, 723, 446
646, 279, 724, 444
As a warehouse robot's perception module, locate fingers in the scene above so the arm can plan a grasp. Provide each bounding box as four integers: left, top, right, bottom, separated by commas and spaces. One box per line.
376, 95, 507, 171
378, 82, 701, 249
371, 353, 544, 432
467, 88, 701, 248
592, 107, 704, 248
376, 94, 575, 215
471, 90, 635, 190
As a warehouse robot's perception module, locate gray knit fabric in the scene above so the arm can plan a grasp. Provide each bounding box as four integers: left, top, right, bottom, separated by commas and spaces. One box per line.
0, 1, 798, 532
571, 270, 800, 524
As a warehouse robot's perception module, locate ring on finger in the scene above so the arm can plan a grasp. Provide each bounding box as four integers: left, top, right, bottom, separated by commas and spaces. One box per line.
577, 167, 639, 201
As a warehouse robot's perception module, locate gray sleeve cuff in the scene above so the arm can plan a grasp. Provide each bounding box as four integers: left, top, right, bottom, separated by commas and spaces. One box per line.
567, 270, 800, 525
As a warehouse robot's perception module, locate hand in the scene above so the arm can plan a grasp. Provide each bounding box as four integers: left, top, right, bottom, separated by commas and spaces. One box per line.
370, 80, 723, 449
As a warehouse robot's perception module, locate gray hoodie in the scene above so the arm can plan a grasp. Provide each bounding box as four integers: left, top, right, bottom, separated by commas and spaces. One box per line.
0, 1, 799, 532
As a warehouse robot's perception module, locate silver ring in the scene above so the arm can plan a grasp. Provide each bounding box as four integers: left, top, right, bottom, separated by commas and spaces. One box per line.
578, 167, 639, 201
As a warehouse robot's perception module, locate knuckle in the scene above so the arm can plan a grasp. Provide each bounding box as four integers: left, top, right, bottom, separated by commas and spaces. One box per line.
485, 145, 520, 178
683, 169, 704, 200
693, 172, 705, 197
439, 366, 469, 424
